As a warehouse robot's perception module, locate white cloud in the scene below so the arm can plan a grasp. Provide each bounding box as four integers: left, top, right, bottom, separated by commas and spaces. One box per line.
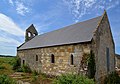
0, 13, 24, 36
8, 0, 30, 16
63, 0, 120, 22
15, 1, 30, 16
63, 0, 96, 22
106, 1, 119, 10
0, 13, 23, 55
8, 0, 14, 6
0, 36, 21, 46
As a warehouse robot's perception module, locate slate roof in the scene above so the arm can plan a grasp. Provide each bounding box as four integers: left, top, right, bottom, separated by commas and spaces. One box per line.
18, 16, 102, 50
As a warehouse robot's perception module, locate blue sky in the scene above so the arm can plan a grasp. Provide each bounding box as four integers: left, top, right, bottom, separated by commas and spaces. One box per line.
0, 0, 120, 56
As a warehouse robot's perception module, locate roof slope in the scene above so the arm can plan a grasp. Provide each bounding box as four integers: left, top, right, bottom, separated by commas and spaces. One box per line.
18, 16, 102, 50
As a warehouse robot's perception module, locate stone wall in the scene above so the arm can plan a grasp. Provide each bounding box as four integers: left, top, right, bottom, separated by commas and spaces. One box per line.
92, 12, 115, 83
17, 43, 91, 76
115, 54, 120, 69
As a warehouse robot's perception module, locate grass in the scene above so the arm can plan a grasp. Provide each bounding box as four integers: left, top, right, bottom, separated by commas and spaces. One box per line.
0, 57, 15, 75
0, 57, 53, 84
0, 74, 16, 84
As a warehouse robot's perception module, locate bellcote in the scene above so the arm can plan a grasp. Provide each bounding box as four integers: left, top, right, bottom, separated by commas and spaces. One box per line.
25, 24, 38, 42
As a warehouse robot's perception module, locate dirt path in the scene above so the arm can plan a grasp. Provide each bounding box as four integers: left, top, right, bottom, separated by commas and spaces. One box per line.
9, 72, 53, 84
9, 72, 31, 84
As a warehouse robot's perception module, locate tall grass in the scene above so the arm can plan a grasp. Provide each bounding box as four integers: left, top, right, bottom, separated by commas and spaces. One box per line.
53, 74, 95, 84
0, 74, 16, 84
0, 57, 15, 75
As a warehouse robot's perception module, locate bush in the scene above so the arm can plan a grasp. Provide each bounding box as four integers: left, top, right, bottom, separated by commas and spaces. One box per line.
21, 65, 31, 73
0, 65, 5, 70
32, 70, 39, 76
32, 76, 38, 82
15, 67, 23, 72
104, 71, 120, 84
15, 64, 32, 73
0, 74, 16, 84
12, 57, 21, 70
53, 74, 95, 84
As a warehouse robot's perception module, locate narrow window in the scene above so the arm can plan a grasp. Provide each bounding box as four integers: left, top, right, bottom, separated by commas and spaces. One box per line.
28, 32, 31, 37
106, 47, 110, 72
51, 54, 55, 63
36, 55, 38, 61
23, 60, 25, 65
71, 54, 74, 65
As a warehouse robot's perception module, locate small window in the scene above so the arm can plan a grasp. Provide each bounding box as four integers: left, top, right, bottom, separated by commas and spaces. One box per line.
36, 55, 38, 61
106, 47, 110, 72
51, 54, 55, 63
23, 60, 25, 65
71, 54, 74, 65
28, 32, 31, 37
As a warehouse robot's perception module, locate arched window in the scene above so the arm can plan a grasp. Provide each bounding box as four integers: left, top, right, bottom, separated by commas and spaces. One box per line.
36, 55, 38, 61
71, 54, 74, 65
23, 60, 25, 65
51, 54, 55, 63
28, 32, 31, 37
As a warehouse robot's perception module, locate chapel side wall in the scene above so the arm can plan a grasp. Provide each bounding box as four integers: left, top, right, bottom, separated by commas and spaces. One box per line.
92, 12, 115, 82
17, 43, 91, 76
17, 49, 42, 73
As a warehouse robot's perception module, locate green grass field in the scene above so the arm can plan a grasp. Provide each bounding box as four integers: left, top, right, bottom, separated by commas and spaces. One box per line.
0, 57, 15, 75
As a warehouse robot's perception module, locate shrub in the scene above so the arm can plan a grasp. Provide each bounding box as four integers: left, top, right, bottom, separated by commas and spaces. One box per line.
53, 74, 95, 84
32, 70, 39, 76
0, 74, 16, 84
22, 65, 31, 73
12, 57, 21, 70
32, 76, 38, 82
0, 65, 5, 70
15, 67, 23, 72
104, 71, 120, 84
41, 73, 48, 79
15, 64, 32, 73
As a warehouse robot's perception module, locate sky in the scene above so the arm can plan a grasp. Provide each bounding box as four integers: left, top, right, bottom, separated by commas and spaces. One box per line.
0, 0, 120, 56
